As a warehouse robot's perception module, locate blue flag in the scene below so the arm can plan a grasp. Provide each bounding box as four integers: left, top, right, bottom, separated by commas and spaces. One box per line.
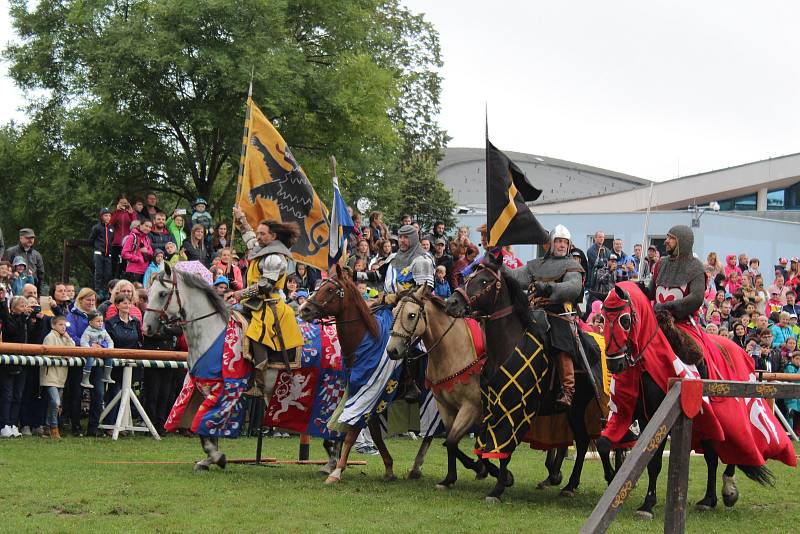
328, 175, 354, 267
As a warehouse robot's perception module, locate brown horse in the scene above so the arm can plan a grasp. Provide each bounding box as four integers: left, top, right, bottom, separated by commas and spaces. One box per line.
446, 252, 618, 501
386, 284, 512, 490
297, 265, 434, 484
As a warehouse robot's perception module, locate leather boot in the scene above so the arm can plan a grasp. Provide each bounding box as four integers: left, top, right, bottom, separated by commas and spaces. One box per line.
244, 360, 268, 398
556, 352, 575, 410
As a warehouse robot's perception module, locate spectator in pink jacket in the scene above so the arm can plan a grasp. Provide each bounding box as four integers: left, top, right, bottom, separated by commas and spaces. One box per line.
121, 219, 153, 284
110, 197, 137, 278
724, 254, 742, 279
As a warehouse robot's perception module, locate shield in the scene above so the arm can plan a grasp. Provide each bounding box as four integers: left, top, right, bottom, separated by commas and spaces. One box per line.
175, 261, 213, 285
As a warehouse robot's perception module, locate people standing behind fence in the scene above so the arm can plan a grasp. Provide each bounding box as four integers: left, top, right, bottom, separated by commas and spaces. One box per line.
143, 249, 166, 288
10, 256, 34, 296
148, 211, 176, 254
79, 311, 115, 389
181, 224, 212, 267
3, 228, 44, 292
213, 248, 242, 290
40, 314, 74, 440
121, 218, 154, 284
166, 210, 188, 249
210, 222, 229, 252
0, 263, 11, 306
90, 207, 114, 296
110, 197, 137, 277
0, 296, 33, 438
753, 275, 768, 315
293, 263, 319, 292
191, 198, 213, 234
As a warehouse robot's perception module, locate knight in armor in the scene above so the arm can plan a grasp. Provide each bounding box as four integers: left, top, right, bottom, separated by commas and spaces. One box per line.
642, 225, 707, 363
232, 209, 304, 398
357, 224, 435, 401
504, 224, 583, 409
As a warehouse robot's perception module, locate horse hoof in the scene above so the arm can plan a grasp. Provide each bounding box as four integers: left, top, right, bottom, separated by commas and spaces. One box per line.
319, 465, 333, 476
722, 490, 739, 508
484, 496, 502, 504
560, 488, 576, 498
193, 463, 209, 472
216, 454, 227, 470
324, 476, 341, 485
435, 483, 451, 491
722, 475, 739, 508
383, 474, 398, 482
634, 510, 654, 521
407, 469, 422, 480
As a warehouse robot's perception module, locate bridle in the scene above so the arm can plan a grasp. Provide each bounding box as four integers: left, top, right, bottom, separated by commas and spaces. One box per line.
454, 263, 510, 320
145, 269, 217, 327
602, 293, 657, 371
389, 294, 458, 360
304, 277, 372, 326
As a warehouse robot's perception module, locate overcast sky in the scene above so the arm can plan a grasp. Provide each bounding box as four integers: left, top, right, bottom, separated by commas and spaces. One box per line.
2, 1, 800, 182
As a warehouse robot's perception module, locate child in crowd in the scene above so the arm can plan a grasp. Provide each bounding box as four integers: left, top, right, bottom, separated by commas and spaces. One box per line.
143, 249, 165, 287
213, 276, 229, 297
41, 315, 74, 439
767, 291, 783, 314
10, 257, 34, 296
191, 198, 213, 234
79, 311, 115, 388
164, 241, 180, 267
434, 265, 451, 299
783, 352, 800, 430
295, 290, 309, 308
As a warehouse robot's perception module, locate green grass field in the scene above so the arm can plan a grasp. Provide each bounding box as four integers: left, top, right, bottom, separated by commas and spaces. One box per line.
0, 434, 797, 533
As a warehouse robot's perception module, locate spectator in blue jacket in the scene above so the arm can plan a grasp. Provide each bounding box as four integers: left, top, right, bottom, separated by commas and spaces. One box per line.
90, 207, 114, 297
770, 311, 796, 349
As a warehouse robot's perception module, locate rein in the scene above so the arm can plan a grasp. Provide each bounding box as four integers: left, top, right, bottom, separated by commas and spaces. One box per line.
145, 270, 218, 327
603, 296, 658, 369
305, 277, 382, 326
390, 294, 459, 360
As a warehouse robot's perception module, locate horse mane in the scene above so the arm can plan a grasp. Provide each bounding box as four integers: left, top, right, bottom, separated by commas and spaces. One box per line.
500, 270, 536, 331
159, 269, 230, 321
337, 273, 379, 340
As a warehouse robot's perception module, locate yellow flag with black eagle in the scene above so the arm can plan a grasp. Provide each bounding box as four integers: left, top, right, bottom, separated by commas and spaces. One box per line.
237, 98, 330, 270
486, 139, 549, 247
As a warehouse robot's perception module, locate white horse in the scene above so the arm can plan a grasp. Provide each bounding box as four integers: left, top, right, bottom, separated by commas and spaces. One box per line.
143, 265, 232, 470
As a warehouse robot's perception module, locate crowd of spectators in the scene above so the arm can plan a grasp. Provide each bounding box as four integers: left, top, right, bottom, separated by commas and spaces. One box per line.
2, 202, 798, 439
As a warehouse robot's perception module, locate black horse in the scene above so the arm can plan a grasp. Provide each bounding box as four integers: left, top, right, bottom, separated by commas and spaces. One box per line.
445, 252, 619, 502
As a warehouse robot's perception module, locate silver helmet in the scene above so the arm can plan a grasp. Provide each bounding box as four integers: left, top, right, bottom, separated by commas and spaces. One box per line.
549, 224, 572, 256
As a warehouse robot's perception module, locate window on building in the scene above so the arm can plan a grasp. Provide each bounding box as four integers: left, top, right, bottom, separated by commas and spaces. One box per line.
717, 193, 757, 211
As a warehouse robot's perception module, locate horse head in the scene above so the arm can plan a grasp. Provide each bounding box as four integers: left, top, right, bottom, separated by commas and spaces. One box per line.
386, 284, 430, 360
299, 265, 347, 322
143, 263, 182, 336
445, 251, 503, 318
602, 282, 654, 374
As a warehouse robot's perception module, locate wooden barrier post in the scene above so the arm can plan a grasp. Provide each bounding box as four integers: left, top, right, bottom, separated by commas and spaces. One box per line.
299, 434, 311, 461
664, 412, 693, 534
580, 382, 683, 534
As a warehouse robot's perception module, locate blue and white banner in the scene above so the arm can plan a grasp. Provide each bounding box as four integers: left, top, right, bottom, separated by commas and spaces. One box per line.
328, 174, 355, 267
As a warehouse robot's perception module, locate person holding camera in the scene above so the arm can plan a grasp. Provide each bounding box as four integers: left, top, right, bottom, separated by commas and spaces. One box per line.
121, 219, 154, 284
111, 197, 137, 278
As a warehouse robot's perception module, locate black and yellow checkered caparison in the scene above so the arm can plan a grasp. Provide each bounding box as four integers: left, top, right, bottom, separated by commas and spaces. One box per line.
486, 140, 549, 247
475, 330, 552, 458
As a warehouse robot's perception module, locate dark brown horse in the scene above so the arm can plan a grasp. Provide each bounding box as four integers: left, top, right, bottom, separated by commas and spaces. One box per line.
298, 265, 434, 484
446, 252, 618, 501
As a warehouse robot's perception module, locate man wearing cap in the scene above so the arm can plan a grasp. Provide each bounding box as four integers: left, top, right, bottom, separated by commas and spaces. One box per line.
504, 224, 584, 408
4, 228, 44, 291
89, 208, 114, 295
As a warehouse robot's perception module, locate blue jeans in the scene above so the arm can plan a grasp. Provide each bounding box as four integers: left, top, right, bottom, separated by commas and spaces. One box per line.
45, 387, 62, 427
0, 367, 25, 427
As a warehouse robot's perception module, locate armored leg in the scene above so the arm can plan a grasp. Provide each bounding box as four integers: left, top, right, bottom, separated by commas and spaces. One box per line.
556, 351, 575, 409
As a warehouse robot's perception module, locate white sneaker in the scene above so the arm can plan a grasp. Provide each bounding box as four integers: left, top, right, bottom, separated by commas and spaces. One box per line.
0, 425, 12, 438
21, 425, 32, 436
10, 425, 22, 437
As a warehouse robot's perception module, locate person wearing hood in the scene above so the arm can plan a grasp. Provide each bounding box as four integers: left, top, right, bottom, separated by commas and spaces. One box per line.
121, 219, 154, 284
143, 249, 166, 287
231, 208, 303, 399
9, 256, 34, 296
642, 225, 708, 364
724, 254, 742, 280
357, 224, 436, 293
90, 207, 115, 295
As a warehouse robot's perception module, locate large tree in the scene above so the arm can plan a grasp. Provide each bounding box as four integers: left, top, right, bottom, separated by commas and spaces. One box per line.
2, 0, 452, 283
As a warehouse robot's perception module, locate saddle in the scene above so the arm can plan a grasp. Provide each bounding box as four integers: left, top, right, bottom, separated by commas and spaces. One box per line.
231, 309, 301, 370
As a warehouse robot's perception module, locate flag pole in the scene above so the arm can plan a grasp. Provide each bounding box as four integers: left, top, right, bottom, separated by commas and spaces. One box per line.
231, 67, 255, 246
638, 183, 655, 280
484, 102, 490, 242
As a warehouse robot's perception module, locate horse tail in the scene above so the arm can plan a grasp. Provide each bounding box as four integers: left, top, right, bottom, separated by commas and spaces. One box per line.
736, 464, 775, 487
